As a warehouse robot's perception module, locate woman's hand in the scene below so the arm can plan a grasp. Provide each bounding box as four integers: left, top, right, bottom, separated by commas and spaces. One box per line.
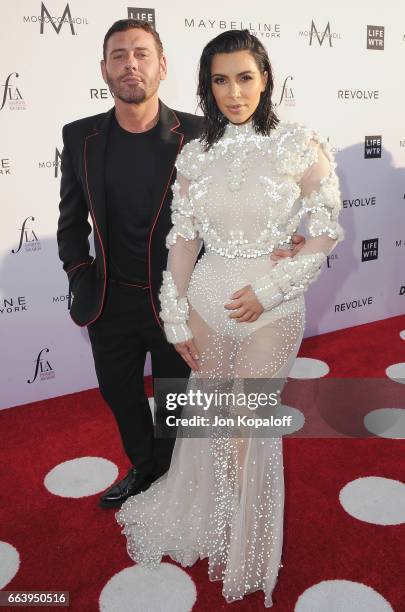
224, 285, 264, 323
174, 339, 200, 371
271, 233, 306, 261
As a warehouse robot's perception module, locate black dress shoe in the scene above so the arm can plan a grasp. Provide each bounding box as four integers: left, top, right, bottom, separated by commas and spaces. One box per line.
99, 467, 153, 508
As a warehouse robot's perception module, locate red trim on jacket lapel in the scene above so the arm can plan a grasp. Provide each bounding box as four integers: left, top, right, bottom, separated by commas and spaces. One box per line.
148, 110, 184, 330
70, 127, 107, 327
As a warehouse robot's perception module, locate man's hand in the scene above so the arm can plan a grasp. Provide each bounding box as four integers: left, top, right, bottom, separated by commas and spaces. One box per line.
271, 233, 306, 261
174, 339, 200, 371
224, 285, 264, 323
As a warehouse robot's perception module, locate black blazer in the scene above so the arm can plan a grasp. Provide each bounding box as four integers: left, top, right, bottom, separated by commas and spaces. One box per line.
57, 100, 203, 328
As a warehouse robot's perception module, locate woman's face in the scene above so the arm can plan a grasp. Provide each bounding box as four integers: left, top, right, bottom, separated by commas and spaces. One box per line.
210, 49, 268, 124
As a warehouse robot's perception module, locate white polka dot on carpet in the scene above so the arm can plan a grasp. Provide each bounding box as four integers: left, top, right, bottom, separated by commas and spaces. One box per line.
295, 579, 393, 611
289, 357, 329, 379
364, 408, 405, 439
339, 476, 405, 525
99, 563, 197, 612
44, 457, 118, 498
385, 363, 405, 384
0, 541, 20, 589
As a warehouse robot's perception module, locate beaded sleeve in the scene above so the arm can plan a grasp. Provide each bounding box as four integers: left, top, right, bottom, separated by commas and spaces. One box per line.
251, 138, 344, 310
159, 168, 202, 344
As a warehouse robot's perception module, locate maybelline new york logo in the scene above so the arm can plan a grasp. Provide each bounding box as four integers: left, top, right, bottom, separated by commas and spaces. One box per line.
27, 348, 55, 383
1, 158, 11, 175
38, 148, 62, 178
23, 2, 89, 34
0, 72, 25, 111
299, 21, 341, 46
127, 7, 156, 28
12, 216, 41, 254
184, 17, 281, 38
1, 296, 27, 315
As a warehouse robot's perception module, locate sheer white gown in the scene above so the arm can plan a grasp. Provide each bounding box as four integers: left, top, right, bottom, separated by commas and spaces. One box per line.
116, 120, 344, 607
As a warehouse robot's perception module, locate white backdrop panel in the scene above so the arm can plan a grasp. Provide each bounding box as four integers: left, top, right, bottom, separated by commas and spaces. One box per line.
1, 0, 404, 409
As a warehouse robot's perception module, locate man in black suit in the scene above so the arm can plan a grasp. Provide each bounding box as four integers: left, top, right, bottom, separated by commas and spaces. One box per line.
57, 19, 304, 508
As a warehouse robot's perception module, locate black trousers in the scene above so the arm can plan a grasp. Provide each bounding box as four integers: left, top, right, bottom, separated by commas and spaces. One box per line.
87, 279, 190, 477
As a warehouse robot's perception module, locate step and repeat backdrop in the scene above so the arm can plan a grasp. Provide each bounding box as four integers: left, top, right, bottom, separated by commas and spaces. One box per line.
1, 1, 404, 409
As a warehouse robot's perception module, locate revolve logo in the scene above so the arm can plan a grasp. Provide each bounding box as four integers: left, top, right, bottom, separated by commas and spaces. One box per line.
334, 296, 373, 312
337, 90, 379, 101
343, 196, 376, 209
90, 88, 112, 100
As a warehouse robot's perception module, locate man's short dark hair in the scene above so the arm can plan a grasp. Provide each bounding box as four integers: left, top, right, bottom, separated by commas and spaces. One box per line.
103, 19, 164, 61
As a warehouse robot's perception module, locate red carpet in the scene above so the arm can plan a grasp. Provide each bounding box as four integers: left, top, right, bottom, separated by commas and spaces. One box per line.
1, 315, 404, 611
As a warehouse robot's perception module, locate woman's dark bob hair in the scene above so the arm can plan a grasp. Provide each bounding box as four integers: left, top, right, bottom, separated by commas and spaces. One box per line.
197, 29, 279, 150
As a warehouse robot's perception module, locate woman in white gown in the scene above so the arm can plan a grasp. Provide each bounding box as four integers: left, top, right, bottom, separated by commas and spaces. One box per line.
117, 29, 344, 607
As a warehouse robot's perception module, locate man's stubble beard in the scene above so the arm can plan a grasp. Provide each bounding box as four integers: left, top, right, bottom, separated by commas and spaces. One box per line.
106, 71, 160, 105
106, 76, 146, 104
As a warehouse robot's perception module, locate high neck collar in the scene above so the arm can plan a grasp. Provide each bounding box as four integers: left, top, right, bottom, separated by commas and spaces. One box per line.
224, 120, 255, 137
